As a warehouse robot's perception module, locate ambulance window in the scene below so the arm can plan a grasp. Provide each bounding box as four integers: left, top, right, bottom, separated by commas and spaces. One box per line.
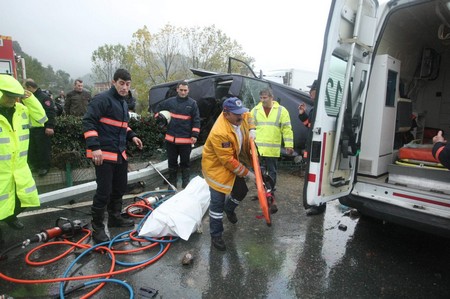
324, 55, 350, 117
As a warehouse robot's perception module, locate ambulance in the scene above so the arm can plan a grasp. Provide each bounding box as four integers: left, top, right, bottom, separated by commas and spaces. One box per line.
304, 0, 450, 237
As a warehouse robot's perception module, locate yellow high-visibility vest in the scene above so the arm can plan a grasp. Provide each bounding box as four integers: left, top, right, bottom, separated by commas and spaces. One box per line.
251, 101, 294, 158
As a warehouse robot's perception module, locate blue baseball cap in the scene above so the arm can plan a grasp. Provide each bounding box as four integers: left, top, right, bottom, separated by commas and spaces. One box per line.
223, 97, 248, 114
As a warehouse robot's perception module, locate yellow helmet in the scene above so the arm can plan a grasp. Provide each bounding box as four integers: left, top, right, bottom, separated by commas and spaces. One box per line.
0, 74, 25, 98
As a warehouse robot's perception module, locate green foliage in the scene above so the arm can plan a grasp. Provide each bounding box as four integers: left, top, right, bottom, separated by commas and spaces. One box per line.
51, 115, 164, 169
127, 116, 165, 161
51, 115, 87, 169
91, 44, 128, 83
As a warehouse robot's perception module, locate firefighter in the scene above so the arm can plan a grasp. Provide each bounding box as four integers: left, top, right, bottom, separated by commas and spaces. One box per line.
0, 74, 47, 242
250, 87, 294, 213
155, 81, 200, 189
83, 69, 143, 244
202, 97, 256, 251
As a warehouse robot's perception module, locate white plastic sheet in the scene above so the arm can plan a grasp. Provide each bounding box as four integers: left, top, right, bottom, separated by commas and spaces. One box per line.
138, 176, 210, 241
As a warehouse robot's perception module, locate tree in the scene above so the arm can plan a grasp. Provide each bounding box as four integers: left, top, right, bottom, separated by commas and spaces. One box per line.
183, 25, 255, 73
91, 44, 127, 83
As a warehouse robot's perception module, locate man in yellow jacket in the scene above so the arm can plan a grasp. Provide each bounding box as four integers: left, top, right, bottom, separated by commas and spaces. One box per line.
202, 97, 256, 251
250, 87, 294, 213
0, 74, 47, 245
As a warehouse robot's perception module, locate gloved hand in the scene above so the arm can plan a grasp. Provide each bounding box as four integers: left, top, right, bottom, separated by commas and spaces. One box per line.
245, 170, 256, 182
249, 129, 256, 140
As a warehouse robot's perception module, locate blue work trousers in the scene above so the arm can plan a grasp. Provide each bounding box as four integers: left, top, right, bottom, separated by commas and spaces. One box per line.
209, 177, 248, 237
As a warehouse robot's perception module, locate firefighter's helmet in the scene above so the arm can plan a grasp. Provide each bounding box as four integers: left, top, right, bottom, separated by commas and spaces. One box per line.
156, 110, 171, 128
0, 74, 25, 98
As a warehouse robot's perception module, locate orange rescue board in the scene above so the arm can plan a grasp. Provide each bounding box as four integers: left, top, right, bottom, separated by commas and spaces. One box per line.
250, 138, 271, 226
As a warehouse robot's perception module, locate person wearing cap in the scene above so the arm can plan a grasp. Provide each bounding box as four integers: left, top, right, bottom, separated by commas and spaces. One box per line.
0, 74, 47, 243
298, 79, 326, 216
298, 79, 317, 128
202, 97, 256, 251
251, 87, 294, 213
24, 79, 56, 177
155, 81, 201, 189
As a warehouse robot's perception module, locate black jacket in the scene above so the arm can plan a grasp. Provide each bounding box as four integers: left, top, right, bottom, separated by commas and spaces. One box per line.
82, 87, 137, 162
155, 95, 200, 144
34, 88, 56, 129
432, 142, 450, 169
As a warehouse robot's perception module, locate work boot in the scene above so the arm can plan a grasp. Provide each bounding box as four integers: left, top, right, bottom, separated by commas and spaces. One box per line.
5, 216, 24, 230
225, 210, 238, 224
91, 207, 109, 244
270, 203, 278, 214
181, 168, 191, 188
306, 204, 326, 216
211, 236, 226, 251
108, 201, 135, 227
168, 168, 178, 190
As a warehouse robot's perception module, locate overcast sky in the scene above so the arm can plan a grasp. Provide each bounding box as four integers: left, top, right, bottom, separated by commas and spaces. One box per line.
2, 0, 332, 79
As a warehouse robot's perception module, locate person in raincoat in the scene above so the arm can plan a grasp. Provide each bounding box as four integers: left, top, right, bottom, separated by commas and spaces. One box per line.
0, 74, 47, 245
202, 97, 256, 251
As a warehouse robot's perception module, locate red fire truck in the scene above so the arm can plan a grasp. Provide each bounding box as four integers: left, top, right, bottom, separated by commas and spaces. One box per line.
0, 35, 18, 78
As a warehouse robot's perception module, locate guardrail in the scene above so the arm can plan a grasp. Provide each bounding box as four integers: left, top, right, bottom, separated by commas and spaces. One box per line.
39, 146, 203, 204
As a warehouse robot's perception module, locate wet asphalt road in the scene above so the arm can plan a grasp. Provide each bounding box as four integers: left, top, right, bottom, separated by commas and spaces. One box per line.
1, 161, 450, 298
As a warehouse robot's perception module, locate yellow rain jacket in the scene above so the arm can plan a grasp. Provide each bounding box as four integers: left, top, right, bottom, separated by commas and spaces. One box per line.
202, 112, 254, 194
251, 101, 294, 157
0, 75, 47, 220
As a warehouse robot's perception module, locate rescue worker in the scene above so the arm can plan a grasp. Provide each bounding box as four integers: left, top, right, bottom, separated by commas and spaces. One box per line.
83, 69, 143, 244
155, 81, 200, 189
432, 130, 450, 169
24, 79, 56, 176
251, 87, 294, 213
202, 97, 256, 251
65, 79, 91, 116
298, 79, 326, 216
0, 74, 47, 244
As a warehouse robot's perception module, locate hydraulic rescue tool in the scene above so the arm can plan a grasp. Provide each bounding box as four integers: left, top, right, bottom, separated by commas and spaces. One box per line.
0, 217, 88, 260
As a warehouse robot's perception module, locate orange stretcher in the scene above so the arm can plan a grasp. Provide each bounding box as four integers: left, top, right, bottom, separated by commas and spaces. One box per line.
398, 146, 438, 163
250, 138, 271, 226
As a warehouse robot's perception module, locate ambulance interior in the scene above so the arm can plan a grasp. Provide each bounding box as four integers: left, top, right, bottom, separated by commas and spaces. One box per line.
357, 0, 450, 195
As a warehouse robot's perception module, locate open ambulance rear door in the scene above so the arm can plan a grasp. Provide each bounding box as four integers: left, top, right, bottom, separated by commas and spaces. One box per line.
303, 0, 380, 208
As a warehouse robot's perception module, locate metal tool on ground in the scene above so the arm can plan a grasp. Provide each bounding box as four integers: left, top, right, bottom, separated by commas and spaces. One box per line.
0, 217, 87, 260
149, 161, 178, 192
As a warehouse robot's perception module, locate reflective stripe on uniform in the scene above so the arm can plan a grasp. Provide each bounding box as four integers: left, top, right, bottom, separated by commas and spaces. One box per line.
170, 112, 191, 120
84, 130, 98, 138
0, 193, 8, 201
25, 184, 37, 193
204, 175, 233, 193
86, 149, 120, 162
19, 150, 28, 157
100, 117, 128, 128
0, 154, 12, 160
209, 210, 223, 219
37, 115, 48, 124
19, 134, 29, 141
0, 137, 9, 144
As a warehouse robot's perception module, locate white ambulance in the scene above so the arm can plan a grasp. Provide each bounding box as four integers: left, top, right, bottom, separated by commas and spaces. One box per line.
305, 0, 450, 237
